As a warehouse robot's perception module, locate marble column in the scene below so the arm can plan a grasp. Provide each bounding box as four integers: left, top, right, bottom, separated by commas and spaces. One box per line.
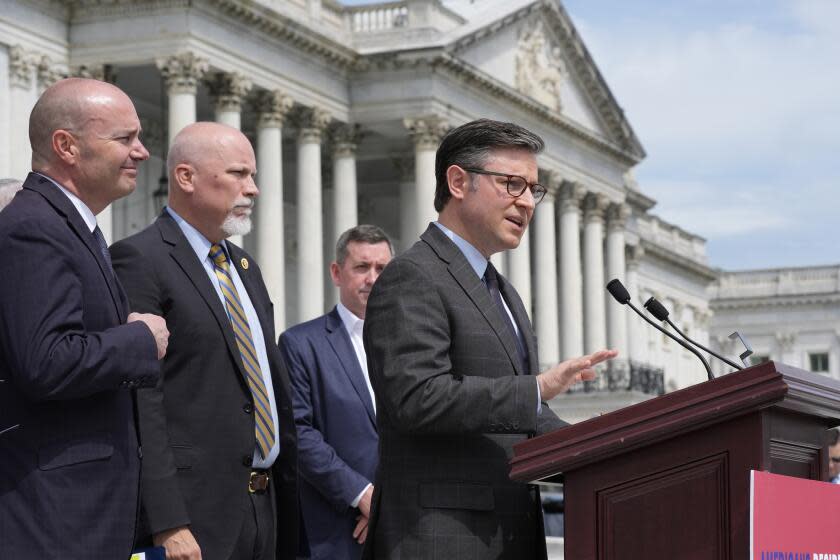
532, 182, 559, 367
583, 192, 609, 353
391, 155, 415, 251
9, 46, 35, 180
330, 123, 361, 240
206, 71, 252, 246
207, 71, 252, 130
254, 90, 294, 331
606, 203, 630, 361
157, 52, 208, 146
507, 229, 532, 318
625, 244, 645, 364
36, 55, 64, 95
403, 116, 449, 240
558, 181, 585, 359
294, 106, 331, 323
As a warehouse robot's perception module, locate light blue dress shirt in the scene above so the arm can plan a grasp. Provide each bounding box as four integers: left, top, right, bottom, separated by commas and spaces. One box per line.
167, 207, 281, 469
432, 222, 542, 409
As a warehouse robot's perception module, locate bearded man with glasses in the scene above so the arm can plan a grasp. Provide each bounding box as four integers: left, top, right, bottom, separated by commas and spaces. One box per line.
361, 118, 617, 559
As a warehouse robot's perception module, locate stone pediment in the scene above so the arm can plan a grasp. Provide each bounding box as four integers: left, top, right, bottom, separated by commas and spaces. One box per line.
515, 20, 567, 112
447, 0, 644, 160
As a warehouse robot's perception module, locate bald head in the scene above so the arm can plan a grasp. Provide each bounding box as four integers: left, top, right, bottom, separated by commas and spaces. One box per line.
29, 78, 134, 168
27, 77, 148, 214
166, 122, 258, 243
167, 122, 249, 179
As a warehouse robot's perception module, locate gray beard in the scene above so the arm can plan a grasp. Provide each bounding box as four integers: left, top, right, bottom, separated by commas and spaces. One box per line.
221, 213, 252, 238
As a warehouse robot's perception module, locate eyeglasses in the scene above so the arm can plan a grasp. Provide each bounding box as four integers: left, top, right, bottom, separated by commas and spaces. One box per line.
461, 167, 547, 205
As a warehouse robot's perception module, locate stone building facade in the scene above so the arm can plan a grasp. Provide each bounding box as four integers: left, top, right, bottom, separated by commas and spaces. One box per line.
0, 0, 717, 407
710, 265, 840, 379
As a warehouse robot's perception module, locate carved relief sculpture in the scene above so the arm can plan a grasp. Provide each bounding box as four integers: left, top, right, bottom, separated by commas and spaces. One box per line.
515, 20, 567, 112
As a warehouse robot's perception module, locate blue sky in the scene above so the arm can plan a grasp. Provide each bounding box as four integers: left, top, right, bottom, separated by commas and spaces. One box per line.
342, 0, 840, 270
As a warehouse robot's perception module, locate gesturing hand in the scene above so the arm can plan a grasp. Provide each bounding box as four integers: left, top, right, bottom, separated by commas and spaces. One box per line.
536, 349, 618, 401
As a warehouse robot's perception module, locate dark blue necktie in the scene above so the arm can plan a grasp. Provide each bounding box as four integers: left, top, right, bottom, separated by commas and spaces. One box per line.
484, 263, 529, 374
92, 226, 113, 272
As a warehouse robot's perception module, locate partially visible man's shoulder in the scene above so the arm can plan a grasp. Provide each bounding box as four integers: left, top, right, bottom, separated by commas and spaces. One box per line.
280, 312, 327, 342
112, 220, 160, 249
0, 189, 67, 241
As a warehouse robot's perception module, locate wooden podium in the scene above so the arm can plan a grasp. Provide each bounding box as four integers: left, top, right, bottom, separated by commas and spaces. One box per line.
510, 362, 840, 559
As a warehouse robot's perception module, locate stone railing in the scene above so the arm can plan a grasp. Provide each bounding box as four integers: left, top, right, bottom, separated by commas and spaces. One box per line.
713, 264, 840, 299
347, 2, 409, 32
567, 360, 665, 396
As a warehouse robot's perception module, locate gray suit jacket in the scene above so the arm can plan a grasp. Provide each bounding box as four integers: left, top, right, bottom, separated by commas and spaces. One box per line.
362, 224, 566, 560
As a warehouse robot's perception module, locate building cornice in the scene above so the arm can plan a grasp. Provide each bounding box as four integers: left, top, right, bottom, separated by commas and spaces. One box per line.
357, 49, 640, 166
63, 0, 359, 68
640, 239, 718, 283
711, 292, 840, 310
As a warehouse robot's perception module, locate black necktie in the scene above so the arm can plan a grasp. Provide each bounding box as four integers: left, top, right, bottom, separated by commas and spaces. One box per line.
484, 263, 529, 374
92, 225, 113, 272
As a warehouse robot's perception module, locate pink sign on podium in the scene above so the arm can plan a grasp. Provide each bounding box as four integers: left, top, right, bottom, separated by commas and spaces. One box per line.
751, 470, 840, 560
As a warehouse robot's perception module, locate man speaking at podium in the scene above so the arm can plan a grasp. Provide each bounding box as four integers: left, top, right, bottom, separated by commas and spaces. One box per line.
362, 119, 616, 559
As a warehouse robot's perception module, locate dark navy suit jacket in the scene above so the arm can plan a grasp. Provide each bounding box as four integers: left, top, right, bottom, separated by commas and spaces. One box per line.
0, 173, 159, 559
279, 307, 378, 560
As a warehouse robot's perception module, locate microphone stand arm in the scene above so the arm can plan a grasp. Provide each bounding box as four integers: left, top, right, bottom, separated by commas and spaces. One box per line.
625, 300, 715, 381
664, 318, 743, 371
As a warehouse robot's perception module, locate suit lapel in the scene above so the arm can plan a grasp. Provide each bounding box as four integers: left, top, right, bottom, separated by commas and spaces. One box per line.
26, 174, 126, 320
325, 308, 376, 426
157, 213, 248, 380
421, 225, 526, 376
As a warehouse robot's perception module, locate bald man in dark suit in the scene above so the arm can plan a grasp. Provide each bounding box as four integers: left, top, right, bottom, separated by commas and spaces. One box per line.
0, 78, 167, 559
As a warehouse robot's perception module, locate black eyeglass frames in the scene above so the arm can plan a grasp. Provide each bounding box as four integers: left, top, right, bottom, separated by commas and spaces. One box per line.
461, 167, 547, 204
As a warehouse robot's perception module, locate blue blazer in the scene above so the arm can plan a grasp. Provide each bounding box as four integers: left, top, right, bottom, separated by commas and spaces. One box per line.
279, 307, 378, 560
0, 173, 159, 559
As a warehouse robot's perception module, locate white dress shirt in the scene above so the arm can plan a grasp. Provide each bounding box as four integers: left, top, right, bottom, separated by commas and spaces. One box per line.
335, 301, 376, 508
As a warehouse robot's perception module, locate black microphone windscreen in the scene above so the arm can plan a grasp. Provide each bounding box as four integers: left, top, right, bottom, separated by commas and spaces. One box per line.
606, 279, 631, 304
644, 297, 670, 321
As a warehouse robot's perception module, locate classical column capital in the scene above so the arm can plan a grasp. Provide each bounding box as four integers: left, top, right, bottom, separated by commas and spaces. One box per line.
9, 45, 35, 89
403, 116, 450, 150
253, 89, 294, 128
557, 180, 586, 212
156, 52, 209, 94
292, 106, 331, 143
625, 243, 645, 269
606, 202, 631, 232
583, 192, 609, 223
328, 122, 363, 158
206, 71, 252, 113
541, 170, 562, 200
36, 55, 66, 92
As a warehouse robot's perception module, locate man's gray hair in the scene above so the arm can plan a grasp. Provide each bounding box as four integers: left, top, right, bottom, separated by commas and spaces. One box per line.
335, 225, 394, 264
0, 178, 23, 210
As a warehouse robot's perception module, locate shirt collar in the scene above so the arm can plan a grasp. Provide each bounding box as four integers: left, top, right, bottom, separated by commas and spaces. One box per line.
166, 206, 227, 262
336, 302, 364, 334
36, 172, 97, 233
433, 221, 488, 280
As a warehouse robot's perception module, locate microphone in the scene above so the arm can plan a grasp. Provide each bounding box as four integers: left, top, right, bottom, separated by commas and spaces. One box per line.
643, 296, 742, 372
606, 279, 714, 381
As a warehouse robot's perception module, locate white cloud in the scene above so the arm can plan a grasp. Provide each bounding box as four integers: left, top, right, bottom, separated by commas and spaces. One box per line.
568, 2, 840, 268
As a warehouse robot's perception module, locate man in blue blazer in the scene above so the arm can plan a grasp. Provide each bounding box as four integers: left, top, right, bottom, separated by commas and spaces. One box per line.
279, 225, 393, 560
0, 78, 167, 559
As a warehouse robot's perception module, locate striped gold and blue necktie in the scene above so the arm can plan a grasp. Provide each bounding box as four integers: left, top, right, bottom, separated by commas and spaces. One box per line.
210, 244, 275, 458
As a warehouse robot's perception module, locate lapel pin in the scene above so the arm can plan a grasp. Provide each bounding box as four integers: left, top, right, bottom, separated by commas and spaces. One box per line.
240, 257, 249, 270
